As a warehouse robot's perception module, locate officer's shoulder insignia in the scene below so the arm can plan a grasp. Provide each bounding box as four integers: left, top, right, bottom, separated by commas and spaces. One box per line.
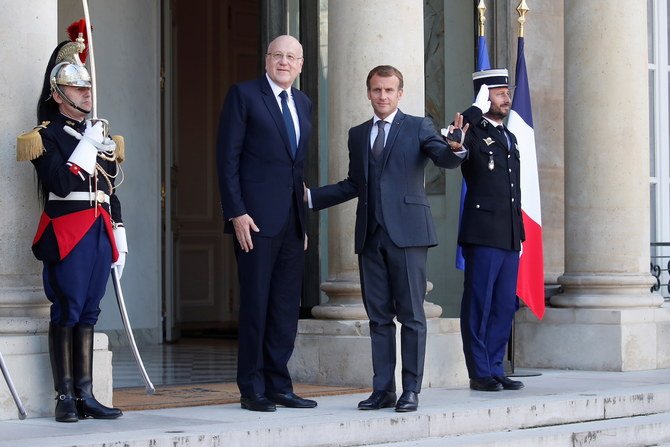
483, 137, 495, 146
111, 135, 125, 163
16, 121, 50, 161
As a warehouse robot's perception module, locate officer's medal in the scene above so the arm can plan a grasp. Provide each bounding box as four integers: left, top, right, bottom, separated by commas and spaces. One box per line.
488, 151, 494, 171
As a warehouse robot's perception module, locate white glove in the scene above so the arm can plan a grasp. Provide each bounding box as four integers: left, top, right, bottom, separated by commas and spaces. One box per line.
112, 226, 128, 278
67, 120, 105, 174
472, 84, 491, 114
112, 252, 126, 278
99, 136, 116, 153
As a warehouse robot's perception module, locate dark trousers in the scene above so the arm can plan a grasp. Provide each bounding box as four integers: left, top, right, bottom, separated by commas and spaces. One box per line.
460, 245, 519, 379
234, 203, 304, 397
359, 227, 428, 393
43, 218, 112, 327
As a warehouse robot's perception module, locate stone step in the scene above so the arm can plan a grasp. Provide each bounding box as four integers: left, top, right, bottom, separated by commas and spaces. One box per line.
367, 412, 670, 446
3, 380, 670, 447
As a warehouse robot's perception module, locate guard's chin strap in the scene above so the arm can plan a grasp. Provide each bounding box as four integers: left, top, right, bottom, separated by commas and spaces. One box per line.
52, 84, 91, 115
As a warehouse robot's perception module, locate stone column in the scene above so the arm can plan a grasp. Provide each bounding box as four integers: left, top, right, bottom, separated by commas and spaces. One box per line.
0, 2, 112, 420
515, 0, 670, 371
290, 0, 467, 387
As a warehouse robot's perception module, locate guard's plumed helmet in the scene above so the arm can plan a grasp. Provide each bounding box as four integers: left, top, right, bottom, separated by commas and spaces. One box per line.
49, 20, 91, 93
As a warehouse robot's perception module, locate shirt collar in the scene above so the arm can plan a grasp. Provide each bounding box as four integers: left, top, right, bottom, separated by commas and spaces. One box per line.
266, 73, 291, 98
483, 116, 504, 127
373, 109, 398, 125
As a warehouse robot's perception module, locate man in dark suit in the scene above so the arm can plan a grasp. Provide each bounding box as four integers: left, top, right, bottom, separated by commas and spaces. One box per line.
457, 69, 526, 392
216, 35, 316, 412
307, 65, 465, 412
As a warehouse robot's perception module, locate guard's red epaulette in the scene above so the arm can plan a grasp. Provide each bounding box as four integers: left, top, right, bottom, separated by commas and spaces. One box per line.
16, 121, 50, 161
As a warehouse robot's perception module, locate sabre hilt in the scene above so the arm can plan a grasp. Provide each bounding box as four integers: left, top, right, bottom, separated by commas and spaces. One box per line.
89, 118, 109, 139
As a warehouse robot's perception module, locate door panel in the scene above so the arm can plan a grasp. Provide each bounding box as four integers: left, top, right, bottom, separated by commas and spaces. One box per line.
172, 0, 259, 331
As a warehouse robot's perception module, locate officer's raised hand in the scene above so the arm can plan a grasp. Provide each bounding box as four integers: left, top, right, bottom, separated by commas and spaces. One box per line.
473, 84, 491, 113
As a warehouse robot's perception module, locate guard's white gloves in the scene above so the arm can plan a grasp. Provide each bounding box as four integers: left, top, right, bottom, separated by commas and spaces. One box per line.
473, 84, 491, 114
67, 120, 105, 174
112, 226, 128, 278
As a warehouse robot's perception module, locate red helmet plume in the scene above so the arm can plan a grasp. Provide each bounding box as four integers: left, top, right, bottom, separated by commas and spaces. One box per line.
66, 19, 89, 63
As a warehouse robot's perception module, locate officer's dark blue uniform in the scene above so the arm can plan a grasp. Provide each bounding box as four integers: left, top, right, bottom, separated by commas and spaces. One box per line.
458, 69, 525, 392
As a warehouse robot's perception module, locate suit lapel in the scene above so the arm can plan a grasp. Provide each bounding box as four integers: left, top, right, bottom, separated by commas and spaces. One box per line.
294, 90, 310, 160
260, 76, 295, 159
380, 110, 405, 169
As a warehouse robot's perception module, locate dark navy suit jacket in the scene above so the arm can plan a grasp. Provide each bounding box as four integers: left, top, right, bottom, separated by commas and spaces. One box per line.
310, 110, 463, 253
216, 75, 312, 237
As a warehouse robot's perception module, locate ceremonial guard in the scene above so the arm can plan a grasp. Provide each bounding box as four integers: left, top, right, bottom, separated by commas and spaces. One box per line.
17, 20, 125, 422
457, 69, 526, 392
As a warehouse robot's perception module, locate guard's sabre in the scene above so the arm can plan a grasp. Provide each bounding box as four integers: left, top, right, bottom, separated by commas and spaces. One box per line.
81, 1, 152, 394
82, 0, 97, 118
0, 351, 27, 419
112, 267, 155, 395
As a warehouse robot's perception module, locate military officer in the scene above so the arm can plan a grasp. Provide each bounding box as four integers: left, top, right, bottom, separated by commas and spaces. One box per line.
456, 69, 526, 392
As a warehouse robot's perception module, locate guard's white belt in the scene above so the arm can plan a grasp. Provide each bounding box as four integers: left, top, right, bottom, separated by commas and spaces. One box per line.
48, 191, 110, 204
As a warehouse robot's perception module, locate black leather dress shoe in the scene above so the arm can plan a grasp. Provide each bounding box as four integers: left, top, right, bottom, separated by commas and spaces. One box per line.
358, 390, 397, 410
493, 375, 525, 390
267, 392, 317, 408
240, 394, 276, 412
469, 376, 503, 391
395, 391, 419, 412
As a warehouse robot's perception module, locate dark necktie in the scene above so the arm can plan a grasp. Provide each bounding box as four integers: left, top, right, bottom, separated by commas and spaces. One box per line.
279, 90, 297, 157
497, 125, 509, 150
371, 120, 386, 160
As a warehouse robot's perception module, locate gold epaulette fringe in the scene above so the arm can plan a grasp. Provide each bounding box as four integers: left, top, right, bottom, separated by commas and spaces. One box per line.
16, 121, 50, 161
111, 135, 125, 163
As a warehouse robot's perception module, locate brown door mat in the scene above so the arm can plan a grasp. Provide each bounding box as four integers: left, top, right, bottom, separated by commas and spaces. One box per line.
114, 383, 372, 411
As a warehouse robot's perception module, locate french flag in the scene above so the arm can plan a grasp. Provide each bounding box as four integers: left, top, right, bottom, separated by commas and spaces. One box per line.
507, 36, 545, 319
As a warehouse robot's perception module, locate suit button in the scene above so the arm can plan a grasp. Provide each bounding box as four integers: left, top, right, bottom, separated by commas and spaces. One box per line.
511, 198, 515, 202
476, 204, 480, 209
507, 154, 511, 158
508, 168, 512, 173
511, 183, 514, 187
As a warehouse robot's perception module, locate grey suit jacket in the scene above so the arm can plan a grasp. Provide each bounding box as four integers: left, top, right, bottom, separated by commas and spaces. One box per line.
311, 109, 463, 253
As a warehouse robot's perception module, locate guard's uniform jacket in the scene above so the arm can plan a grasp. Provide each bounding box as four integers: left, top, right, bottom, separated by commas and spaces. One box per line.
28, 114, 122, 263
458, 105, 525, 250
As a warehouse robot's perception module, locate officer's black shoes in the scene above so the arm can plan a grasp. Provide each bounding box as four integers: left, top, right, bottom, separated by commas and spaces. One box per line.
493, 375, 525, 390
469, 376, 503, 391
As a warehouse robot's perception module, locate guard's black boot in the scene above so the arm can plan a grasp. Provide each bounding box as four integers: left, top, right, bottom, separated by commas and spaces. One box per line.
49, 323, 78, 423
73, 324, 123, 419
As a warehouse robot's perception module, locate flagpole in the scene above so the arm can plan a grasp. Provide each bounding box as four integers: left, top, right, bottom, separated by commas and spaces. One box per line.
517, 0, 529, 38
477, 0, 486, 37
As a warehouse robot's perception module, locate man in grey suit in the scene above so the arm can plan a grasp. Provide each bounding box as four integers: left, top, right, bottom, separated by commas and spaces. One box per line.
306, 65, 466, 412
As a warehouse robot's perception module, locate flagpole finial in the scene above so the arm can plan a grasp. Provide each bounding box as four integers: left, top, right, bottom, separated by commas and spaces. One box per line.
517, 0, 530, 38
477, 0, 487, 37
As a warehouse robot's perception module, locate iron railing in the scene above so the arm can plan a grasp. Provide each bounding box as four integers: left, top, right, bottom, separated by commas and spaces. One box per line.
651, 242, 670, 299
